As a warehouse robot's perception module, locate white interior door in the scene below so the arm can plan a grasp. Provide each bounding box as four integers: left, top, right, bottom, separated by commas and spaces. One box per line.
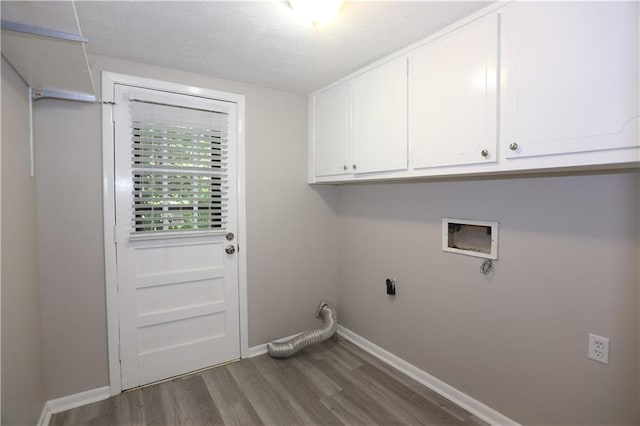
113, 84, 240, 390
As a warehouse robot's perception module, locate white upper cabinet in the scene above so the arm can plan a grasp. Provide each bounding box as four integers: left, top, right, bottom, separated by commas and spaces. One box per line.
351, 56, 408, 174
503, 1, 639, 159
309, 2, 639, 183
311, 56, 408, 180
409, 14, 499, 169
313, 81, 351, 177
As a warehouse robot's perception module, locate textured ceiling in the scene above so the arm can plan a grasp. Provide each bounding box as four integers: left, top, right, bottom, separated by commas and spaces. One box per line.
75, 1, 488, 94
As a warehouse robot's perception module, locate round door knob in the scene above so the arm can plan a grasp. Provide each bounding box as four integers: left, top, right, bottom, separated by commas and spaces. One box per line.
225, 245, 236, 255
343, 165, 347, 171
481, 149, 489, 157
352, 164, 357, 170
509, 142, 518, 151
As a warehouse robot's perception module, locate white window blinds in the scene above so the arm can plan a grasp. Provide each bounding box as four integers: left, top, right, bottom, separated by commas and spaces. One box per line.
129, 97, 230, 236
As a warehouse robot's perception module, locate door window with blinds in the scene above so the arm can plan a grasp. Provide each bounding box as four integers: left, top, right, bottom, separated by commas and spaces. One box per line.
128, 93, 230, 237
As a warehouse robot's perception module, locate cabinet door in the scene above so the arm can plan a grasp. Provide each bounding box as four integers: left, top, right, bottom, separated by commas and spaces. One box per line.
504, 2, 639, 159
409, 14, 499, 169
313, 82, 351, 177
351, 56, 408, 174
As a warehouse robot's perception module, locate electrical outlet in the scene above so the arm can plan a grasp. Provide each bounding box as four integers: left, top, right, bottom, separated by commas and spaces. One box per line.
588, 333, 609, 364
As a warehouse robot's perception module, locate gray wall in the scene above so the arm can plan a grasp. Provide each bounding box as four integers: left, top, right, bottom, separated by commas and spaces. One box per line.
336, 171, 639, 425
33, 53, 338, 399
1, 59, 47, 424
34, 97, 108, 399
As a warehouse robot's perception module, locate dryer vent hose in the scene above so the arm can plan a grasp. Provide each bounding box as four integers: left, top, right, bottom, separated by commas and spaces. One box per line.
267, 301, 337, 359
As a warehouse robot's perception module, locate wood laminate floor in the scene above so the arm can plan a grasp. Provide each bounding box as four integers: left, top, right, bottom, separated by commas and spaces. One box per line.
50, 336, 488, 426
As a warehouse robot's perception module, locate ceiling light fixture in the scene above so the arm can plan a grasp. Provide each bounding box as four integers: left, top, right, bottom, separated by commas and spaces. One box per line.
289, 0, 344, 27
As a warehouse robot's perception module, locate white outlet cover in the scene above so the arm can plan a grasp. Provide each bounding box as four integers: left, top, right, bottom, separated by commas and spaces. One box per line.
588, 333, 610, 364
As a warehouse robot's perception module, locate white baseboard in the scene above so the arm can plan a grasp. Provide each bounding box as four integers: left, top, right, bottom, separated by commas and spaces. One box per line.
247, 332, 301, 358
336, 325, 519, 426
37, 386, 111, 426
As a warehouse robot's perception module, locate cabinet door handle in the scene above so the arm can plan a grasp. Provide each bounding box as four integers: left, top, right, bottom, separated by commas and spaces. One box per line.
343, 165, 347, 171
481, 149, 489, 158
352, 164, 357, 170
509, 142, 518, 151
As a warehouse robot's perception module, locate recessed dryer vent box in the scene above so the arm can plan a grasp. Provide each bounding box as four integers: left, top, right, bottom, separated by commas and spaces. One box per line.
442, 218, 498, 260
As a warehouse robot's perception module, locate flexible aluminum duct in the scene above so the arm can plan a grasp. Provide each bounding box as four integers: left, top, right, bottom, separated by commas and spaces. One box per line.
267, 301, 337, 358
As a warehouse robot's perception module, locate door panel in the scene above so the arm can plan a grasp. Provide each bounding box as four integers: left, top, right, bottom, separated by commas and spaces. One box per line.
352, 56, 408, 174
113, 84, 240, 390
504, 1, 639, 158
409, 14, 498, 168
137, 278, 224, 313
314, 82, 351, 177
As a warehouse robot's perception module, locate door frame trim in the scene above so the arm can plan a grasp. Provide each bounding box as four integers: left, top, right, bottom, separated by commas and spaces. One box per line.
101, 71, 249, 396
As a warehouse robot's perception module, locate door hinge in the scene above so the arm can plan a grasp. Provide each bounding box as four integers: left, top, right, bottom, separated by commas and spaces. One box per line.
113, 225, 118, 244
117, 343, 122, 362
107, 101, 115, 123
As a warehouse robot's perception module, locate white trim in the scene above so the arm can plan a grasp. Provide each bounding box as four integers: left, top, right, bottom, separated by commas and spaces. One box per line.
247, 332, 304, 358
101, 72, 120, 395
307, 93, 316, 183
37, 404, 47, 426
237, 96, 249, 359
28, 86, 34, 177
101, 71, 249, 394
336, 325, 520, 426
248, 344, 268, 358
37, 386, 111, 426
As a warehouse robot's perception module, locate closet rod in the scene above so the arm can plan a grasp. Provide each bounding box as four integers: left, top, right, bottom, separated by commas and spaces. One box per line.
32, 89, 97, 103
1, 20, 88, 43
